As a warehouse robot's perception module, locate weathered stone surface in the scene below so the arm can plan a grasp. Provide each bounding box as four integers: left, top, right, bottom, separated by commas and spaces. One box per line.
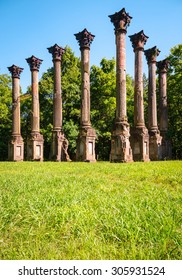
48, 44, 70, 161
8, 65, 24, 161
144, 46, 162, 160
109, 8, 133, 163
26, 55, 44, 161
129, 30, 150, 161
75, 29, 96, 162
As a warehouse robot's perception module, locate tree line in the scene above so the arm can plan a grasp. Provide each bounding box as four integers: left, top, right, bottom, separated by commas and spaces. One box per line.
0, 45, 181, 161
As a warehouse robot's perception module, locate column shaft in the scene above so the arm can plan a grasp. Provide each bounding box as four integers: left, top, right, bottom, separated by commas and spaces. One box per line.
12, 77, 21, 136
159, 71, 168, 131
134, 49, 145, 127
81, 48, 90, 127
148, 62, 158, 130
31, 70, 40, 134
116, 31, 127, 121
53, 59, 62, 130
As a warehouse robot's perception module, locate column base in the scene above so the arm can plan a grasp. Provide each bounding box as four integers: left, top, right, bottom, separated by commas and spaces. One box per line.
159, 131, 172, 160
50, 130, 71, 162
76, 126, 96, 162
110, 122, 133, 163
8, 135, 24, 161
149, 130, 162, 161
27, 133, 44, 161
131, 126, 150, 162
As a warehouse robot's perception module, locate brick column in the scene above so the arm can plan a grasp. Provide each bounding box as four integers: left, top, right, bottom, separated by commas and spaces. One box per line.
48, 44, 70, 161
129, 30, 150, 161
8, 65, 24, 161
157, 59, 172, 159
74, 29, 96, 162
109, 8, 133, 162
144, 46, 162, 160
26, 55, 44, 161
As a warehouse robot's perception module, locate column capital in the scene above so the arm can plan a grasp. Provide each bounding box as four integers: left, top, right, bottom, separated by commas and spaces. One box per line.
26, 55, 43, 71
74, 28, 95, 50
157, 59, 170, 73
144, 46, 160, 64
8, 64, 23, 79
129, 30, 148, 51
47, 44, 65, 61
109, 8, 132, 34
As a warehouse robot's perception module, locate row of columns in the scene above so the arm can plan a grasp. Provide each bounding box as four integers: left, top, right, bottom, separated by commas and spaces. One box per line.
109, 8, 171, 162
7, 7, 171, 162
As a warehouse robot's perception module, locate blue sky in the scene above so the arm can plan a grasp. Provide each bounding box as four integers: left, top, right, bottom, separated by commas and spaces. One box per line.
1, 0, 182, 92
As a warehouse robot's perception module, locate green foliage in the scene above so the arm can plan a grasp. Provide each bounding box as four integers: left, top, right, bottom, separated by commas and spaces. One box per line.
0, 74, 12, 160
166, 44, 182, 159
0, 161, 181, 259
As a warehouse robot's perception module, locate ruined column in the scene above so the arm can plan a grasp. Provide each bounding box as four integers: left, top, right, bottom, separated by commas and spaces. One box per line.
26, 55, 44, 161
157, 59, 172, 159
129, 30, 150, 161
144, 46, 162, 160
8, 65, 24, 161
74, 28, 96, 162
48, 44, 70, 161
109, 8, 133, 162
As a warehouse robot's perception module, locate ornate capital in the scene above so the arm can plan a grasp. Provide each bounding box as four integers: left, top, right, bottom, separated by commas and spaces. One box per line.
129, 30, 149, 51
157, 59, 170, 73
109, 8, 132, 34
26, 55, 43, 71
8, 64, 23, 79
144, 46, 160, 64
74, 28, 95, 49
47, 44, 65, 61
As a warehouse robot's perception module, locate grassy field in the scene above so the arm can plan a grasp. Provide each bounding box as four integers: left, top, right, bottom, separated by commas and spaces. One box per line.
0, 161, 181, 260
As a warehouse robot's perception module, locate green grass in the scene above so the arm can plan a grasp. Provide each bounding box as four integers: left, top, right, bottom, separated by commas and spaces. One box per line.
0, 161, 181, 260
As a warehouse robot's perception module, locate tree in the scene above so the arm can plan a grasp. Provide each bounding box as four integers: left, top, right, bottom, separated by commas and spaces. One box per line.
166, 44, 182, 158
0, 74, 12, 160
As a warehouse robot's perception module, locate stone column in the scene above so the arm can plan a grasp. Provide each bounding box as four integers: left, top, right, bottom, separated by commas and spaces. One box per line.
8, 65, 24, 161
109, 8, 133, 162
48, 44, 70, 161
129, 30, 150, 161
157, 59, 172, 159
144, 46, 162, 160
26, 55, 44, 161
74, 28, 96, 162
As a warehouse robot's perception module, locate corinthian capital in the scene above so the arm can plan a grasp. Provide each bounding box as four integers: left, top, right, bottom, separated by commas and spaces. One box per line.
8, 64, 23, 79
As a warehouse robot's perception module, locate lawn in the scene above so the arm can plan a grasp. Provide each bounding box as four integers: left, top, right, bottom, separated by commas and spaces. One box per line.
0, 161, 181, 260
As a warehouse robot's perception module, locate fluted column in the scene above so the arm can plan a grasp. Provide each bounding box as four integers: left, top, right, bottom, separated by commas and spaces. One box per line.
144, 46, 162, 160
48, 44, 70, 161
26, 55, 44, 161
74, 29, 96, 162
157, 59, 172, 159
8, 65, 24, 161
129, 30, 150, 161
109, 8, 133, 162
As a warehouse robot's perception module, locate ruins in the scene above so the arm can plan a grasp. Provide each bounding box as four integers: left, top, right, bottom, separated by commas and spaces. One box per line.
48, 44, 70, 161
157, 59, 172, 159
26, 55, 44, 161
7, 7, 172, 162
109, 8, 133, 162
144, 46, 162, 160
74, 29, 96, 162
8, 65, 24, 161
129, 30, 150, 162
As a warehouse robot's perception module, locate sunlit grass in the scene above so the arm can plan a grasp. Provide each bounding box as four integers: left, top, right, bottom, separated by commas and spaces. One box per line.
0, 161, 181, 259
